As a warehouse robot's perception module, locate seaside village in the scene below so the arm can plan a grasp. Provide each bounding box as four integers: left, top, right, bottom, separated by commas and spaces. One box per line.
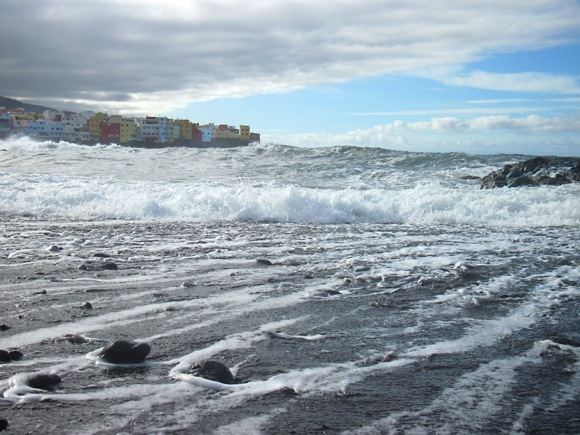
0, 106, 260, 147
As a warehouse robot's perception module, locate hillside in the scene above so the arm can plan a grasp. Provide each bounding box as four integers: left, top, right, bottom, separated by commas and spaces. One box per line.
0, 95, 55, 113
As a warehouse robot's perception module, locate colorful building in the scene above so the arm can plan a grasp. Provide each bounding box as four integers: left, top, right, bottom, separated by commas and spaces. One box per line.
1, 107, 258, 147
200, 124, 215, 143
119, 118, 138, 143
99, 122, 120, 143
175, 119, 193, 141
240, 125, 250, 139
87, 113, 107, 140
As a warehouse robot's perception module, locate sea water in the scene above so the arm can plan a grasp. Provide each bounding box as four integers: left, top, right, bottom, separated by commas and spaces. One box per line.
0, 137, 578, 433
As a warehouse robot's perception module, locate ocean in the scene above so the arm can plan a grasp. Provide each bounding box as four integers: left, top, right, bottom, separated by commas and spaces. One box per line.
0, 137, 579, 434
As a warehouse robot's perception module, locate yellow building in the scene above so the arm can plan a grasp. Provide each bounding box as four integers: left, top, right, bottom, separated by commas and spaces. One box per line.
215, 124, 240, 139
12, 112, 37, 129
108, 115, 123, 124
240, 125, 250, 139
175, 119, 193, 140
120, 118, 138, 144
86, 113, 107, 139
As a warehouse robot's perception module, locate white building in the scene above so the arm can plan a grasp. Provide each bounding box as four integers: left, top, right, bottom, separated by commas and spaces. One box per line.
200, 124, 215, 143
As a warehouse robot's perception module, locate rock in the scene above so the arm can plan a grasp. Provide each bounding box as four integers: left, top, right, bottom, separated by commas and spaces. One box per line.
187, 360, 236, 384
33, 289, 47, 295
78, 261, 118, 271
549, 335, 580, 347
63, 334, 88, 344
481, 157, 580, 189
93, 252, 111, 258
0, 350, 11, 363
459, 175, 481, 180
81, 302, 93, 310
8, 350, 23, 361
256, 259, 273, 266
0, 324, 10, 331
453, 262, 484, 280
47, 245, 63, 252
99, 340, 151, 364
0, 349, 22, 363
26, 373, 61, 390
0, 418, 7, 432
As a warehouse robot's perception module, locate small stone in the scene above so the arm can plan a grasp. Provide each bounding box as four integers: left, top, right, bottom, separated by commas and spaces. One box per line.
33, 289, 47, 295
0, 324, 10, 331
63, 334, 88, 344
27, 373, 61, 390
0, 350, 11, 363
8, 350, 23, 361
99, 340, 151, 364
256, 259, 273, 266
47, 245, 63, 252
78, 261, 118, 271
81, 302, 93, 310
101, 262, 118, 270
187, 360, 236, 384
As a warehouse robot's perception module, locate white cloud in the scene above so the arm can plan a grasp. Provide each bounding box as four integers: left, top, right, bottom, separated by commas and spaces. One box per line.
1, 0, 579, 113
428, 70, 580, 94
265, 114, 580, 150
350, 107, 547, 116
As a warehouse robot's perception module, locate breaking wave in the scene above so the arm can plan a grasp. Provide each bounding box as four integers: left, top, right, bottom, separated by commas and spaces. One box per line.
1, 137, 578, 226
0, 172, 578, 226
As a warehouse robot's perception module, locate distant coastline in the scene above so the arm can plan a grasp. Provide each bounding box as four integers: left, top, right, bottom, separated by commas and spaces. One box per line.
0, 96, 260, 148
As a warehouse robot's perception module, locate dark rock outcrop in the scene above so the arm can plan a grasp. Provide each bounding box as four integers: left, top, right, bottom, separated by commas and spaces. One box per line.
187, 360, 236, 384
549, 335, 580, 347
0, 418, 8, 431
98, 340, 150, 364
0, 324, 10, 331
480, 157, 580, 189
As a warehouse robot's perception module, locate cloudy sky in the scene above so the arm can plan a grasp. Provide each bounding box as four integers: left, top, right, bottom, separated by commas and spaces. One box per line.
1, 0, 579, 154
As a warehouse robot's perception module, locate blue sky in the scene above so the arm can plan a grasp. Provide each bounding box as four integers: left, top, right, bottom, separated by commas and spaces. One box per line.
173, 43, 580, 155
2, 0, 580, 155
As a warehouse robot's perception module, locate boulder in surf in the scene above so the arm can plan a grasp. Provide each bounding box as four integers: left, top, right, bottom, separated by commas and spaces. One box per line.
99, 340, 150, 364
187, 360, 236, 384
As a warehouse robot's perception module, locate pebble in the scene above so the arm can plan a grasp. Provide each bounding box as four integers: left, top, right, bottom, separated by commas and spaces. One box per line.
99, 340, 151, 364
0, 349, 23, 362
78, 262, 118, 271
256, 259, 273, 266
0, 324, 10, 331
27, 373, 61, 390
187, 360, 236, 384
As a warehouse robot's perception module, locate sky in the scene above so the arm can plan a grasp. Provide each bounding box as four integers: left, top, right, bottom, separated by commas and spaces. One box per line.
1, 0, 579, 155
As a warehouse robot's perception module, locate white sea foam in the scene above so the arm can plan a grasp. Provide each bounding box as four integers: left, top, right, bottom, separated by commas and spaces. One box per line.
0, 171, 578, 226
